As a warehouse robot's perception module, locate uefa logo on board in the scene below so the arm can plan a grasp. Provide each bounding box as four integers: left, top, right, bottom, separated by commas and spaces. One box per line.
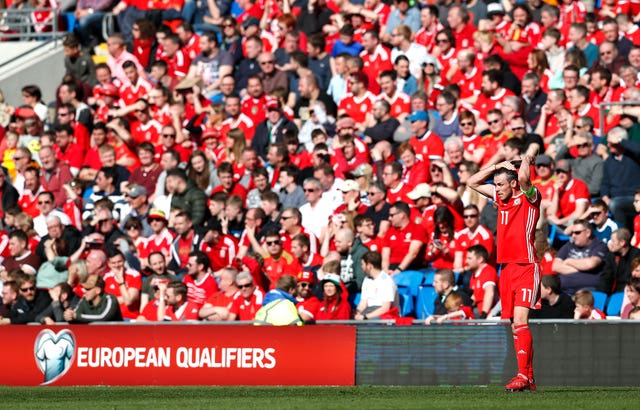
34, 329, 76, 385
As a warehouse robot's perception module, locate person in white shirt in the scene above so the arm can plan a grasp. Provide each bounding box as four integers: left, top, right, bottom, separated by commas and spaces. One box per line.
354, 251, 399, 320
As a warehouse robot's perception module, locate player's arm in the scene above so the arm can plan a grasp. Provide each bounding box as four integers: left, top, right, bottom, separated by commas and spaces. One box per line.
518, 143, 539, 196
466, 164, 498, 199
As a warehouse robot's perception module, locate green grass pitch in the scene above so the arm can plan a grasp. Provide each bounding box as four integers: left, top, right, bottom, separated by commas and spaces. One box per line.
1, 386, 640, 409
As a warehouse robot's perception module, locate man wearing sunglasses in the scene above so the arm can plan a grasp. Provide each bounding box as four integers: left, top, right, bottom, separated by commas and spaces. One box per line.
1, 273, 51, 324
259, 229, 302, 290
228, 271, 265, 321
294, 270, 320, 322
557, 131, 603, 198
552, 219, 608, 296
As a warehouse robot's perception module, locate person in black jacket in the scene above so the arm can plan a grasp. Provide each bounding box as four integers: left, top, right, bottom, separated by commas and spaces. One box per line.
36, 282, 81, 324
63, 275, 122, 323
1, 273, 51, 324
0, 167, 18, 224
433, 269, 473, 316
251, 100, 299, 160
530, 274, 575, 319
600, 229, 640, 294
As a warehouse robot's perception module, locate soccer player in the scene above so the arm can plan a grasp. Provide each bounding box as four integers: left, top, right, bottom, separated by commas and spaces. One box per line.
467, 144, 541, 392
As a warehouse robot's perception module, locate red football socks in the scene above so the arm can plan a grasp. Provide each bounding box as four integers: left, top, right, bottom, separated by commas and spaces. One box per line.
513, 324, 533, 379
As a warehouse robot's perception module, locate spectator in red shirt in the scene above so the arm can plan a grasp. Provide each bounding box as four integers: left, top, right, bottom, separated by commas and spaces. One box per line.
408, 110, 444, 161
199, 219, 239, 272
198, 267, 240, 321
547, 159, 591, 229
161, 33, 192, 79
228, 271, 265, 321
398, 141, 430, 189
360, 30, 393, 95
291, 233, 323, 270
382, 201, 427, 274
53, 124, 84, 176
157, 281, 200, 321
54, 103, 90, 160
18, 167, 43, 218
38, 147, 73, 209
466, 70, 516, 122
316, 270, 352, 320
447, 5, 476, 49
337, 71, 377, 126
295, 270, 321, 322
381, 161, 413, 205
260, 229, 302, 289
242, 75, 271, 127
573, 289, 606, 320
465, 244, 498, 319
183, 250, 219, 307
210, 162, 248, 203
103, 250, 142, 320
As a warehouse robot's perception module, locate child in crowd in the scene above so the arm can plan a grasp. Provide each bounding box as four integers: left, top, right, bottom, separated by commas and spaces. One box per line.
2, 131, 18, 180
425, 293, 475, 324
573, 290, 606, 320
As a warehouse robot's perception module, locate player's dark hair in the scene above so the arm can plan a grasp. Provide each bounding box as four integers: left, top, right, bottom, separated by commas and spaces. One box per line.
494, 167, 518, 182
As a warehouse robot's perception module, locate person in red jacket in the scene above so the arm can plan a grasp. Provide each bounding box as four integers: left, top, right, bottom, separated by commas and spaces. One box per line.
316, 269, 352, 321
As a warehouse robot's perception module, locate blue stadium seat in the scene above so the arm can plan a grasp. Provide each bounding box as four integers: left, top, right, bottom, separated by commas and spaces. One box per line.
349, 292, 361, 308
606, 292, 625, 316
424, 271, 436, 286
393, 271, 426, 317
398, 293, 415, 318
548, 224, 570, 248
592, 291, 608, 311
393, 270, 426, 297
415, 286, 438, 319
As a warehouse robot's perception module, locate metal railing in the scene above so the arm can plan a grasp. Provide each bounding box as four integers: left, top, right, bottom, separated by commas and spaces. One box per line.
0, 6, 64, 43
599, 100, 640, 137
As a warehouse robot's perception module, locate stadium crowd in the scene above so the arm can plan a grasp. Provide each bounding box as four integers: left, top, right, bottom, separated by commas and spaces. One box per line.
2, 0, 640, 324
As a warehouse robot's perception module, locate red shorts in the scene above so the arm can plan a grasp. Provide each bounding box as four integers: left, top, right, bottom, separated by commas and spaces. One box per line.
499, 263, 541, 319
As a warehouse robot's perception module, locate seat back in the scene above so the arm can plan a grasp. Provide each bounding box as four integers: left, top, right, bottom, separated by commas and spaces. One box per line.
415, 286, 438, 319
606, 292, 625, 316
393, 270, 426, 297
591, 291, 608, 311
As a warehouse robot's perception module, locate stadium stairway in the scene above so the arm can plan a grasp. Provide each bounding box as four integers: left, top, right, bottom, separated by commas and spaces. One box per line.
0, 40, 65, 105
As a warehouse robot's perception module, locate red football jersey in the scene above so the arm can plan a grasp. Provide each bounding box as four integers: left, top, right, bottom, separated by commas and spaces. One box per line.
409, 131, 445, 161
455, 225, 495, 261
474, 87, 515, 121
199, 235, 239, 271
383, 222, 427, 265
557, 178, 590, 219
338, 91, 377, 124
164, 300, 201, 321
229, 288, 265, 320
103, 269, 143, 320
470, 263, 498, 313
183, 273, 219, 307
296, 296, 321, 320
494, 189, 541, 264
